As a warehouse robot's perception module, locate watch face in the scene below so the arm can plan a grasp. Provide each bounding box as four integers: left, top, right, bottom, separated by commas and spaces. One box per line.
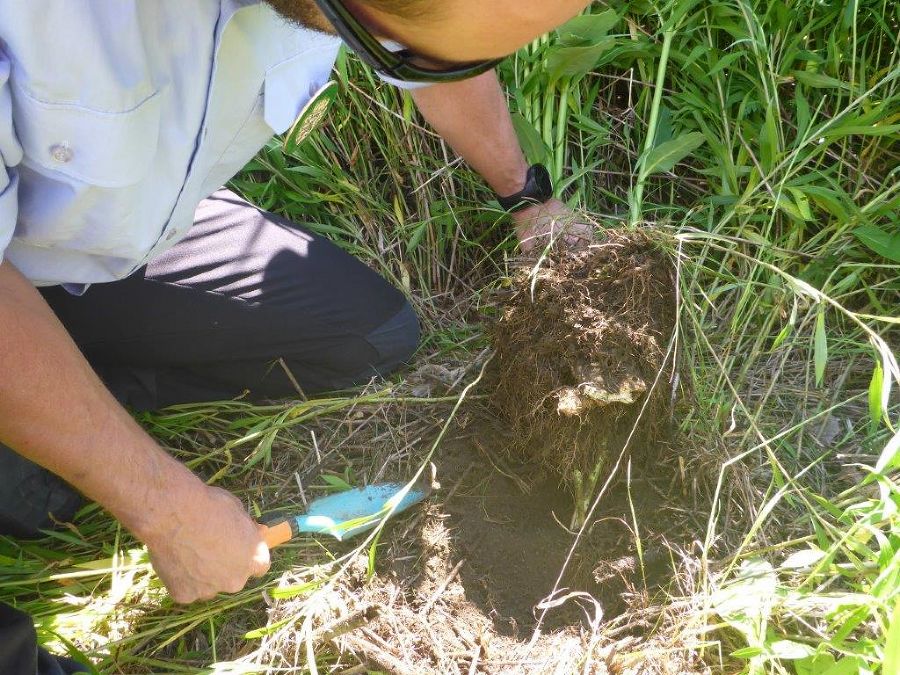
531, 164, 553, 201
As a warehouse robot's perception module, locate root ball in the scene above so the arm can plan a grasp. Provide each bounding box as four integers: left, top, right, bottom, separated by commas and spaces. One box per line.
487, 229, 677, 500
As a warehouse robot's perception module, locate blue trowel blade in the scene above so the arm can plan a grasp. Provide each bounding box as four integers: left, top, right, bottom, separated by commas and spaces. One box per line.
293, 482, 428, 541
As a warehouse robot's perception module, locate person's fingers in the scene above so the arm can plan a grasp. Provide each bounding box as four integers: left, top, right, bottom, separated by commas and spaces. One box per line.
250, 540, 271, 578
521, 226, 591, 250
565, 228, 593, 248
170, 587, 197, 604
224, 577, 249, 594
218, 486, 246, 510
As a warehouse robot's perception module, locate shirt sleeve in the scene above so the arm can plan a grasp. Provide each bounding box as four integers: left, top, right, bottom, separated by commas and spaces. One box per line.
372, 40, 436, 91
0, 56, 23, 265
375, 72, 435, 91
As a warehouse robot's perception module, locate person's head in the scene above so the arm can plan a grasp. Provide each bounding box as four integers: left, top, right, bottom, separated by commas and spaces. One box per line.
267, 0, 590, 80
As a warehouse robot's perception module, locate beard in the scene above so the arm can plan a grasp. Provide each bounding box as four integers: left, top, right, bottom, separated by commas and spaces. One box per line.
264, 0, 337, 34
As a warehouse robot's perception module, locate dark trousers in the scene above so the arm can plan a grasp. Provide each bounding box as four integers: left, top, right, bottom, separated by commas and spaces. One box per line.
0, 603, 88, 674
0, 189, 420, 538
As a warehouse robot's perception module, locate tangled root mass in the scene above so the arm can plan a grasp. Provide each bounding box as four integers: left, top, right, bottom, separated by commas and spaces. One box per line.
488, 230, 677, 487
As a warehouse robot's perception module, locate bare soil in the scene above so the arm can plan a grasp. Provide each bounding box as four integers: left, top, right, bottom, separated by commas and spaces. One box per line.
296, 430, 701, 674
431, 436, 688, 636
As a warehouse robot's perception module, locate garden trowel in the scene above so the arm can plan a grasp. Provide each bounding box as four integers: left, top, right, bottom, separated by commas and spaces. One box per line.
259, 482, 429, 548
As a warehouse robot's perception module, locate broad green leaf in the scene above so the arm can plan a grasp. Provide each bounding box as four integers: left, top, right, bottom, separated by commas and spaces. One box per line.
654, 106, 674, 147
793, 70, 851, 90
367, 528, 382, 580
770, 639, 816, 660
229, 416, 268, 433
794, 50, 825, 63
759, 102, 780, 171
781, 548, 826, 570
875, 428, 900, 475
711, 559, 778, 646
868, 361, 885, 431
708, 51, 745, 76
406, 219, 428, 253
681, 43, 708, 71
546, 40, 615, 82
732, 646, 764, 659
772, 1, 790, 32
853, 224, 900, 263
795, 654, 862, 675
393, 194, 405, 227
824, 658, 863, 675
666, 0, 706, 29
787, 188, 814, 221
557, 9, 619, 46
772, 298, 798, 351
244, 616, 293, 638
245, 429, 277, 469
814, 309, 827, 387
776, 193, 809, 223
822, 123, 900, 138
823, 658, 863, 675
269, 581, 323, 600
510, 112, 550, 164
319, 474, 354, 491
572, 113, 611, 141
641, 132, 707, 176
803, 185, 852, 223
794, 88, 811, 138
772, 322, 793, 350
885, 598, 900, 675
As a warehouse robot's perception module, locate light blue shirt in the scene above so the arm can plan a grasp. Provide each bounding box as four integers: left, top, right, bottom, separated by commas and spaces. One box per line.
0, 1, 382, 287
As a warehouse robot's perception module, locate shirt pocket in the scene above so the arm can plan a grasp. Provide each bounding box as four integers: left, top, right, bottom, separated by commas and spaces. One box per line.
262, 52, 335, 135
10, 83, 165, 256
11, 84, 163, 189
197, 48, 338, 198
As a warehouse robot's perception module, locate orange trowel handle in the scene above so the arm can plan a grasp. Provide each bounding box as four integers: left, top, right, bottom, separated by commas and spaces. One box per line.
259, 520, 294, 549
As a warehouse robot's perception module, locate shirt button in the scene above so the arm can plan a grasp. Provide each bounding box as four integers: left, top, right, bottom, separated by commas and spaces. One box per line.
49, 142, 74, 163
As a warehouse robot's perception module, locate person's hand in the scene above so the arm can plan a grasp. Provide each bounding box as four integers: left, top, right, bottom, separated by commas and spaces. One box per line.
511, 199, 594, 254
142, 483, 271, 603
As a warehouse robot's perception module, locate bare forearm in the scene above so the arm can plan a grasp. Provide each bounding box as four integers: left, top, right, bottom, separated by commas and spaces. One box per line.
0, 261, 202, 540
411, 70, 528, 196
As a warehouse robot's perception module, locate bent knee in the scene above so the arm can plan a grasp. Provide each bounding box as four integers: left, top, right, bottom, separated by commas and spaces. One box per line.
365, 301, 420, 374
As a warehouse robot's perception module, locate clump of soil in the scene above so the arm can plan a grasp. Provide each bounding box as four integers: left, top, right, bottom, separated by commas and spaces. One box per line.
488, 230, 677, 509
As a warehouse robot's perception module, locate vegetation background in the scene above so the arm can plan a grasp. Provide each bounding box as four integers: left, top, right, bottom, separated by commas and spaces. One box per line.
0, 0, 897, 672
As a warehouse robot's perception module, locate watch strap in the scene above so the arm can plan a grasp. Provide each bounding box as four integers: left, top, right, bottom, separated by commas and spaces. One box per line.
496, 164, 554, 213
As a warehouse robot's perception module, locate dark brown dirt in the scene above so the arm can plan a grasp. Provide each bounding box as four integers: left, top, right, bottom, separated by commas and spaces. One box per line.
431, 436, 688, 637
487, 230, 677, 504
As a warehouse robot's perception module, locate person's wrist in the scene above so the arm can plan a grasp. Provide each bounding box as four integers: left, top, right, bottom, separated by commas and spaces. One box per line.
489, 158, 530, 198
118, 448, 209, 544
496, 164, 554, 213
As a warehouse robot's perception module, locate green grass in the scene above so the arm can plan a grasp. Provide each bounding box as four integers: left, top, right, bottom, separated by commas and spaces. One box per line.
2, 0, 898, 672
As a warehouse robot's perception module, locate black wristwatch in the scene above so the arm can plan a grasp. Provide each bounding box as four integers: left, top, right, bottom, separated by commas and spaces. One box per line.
496, 164, 554, 213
